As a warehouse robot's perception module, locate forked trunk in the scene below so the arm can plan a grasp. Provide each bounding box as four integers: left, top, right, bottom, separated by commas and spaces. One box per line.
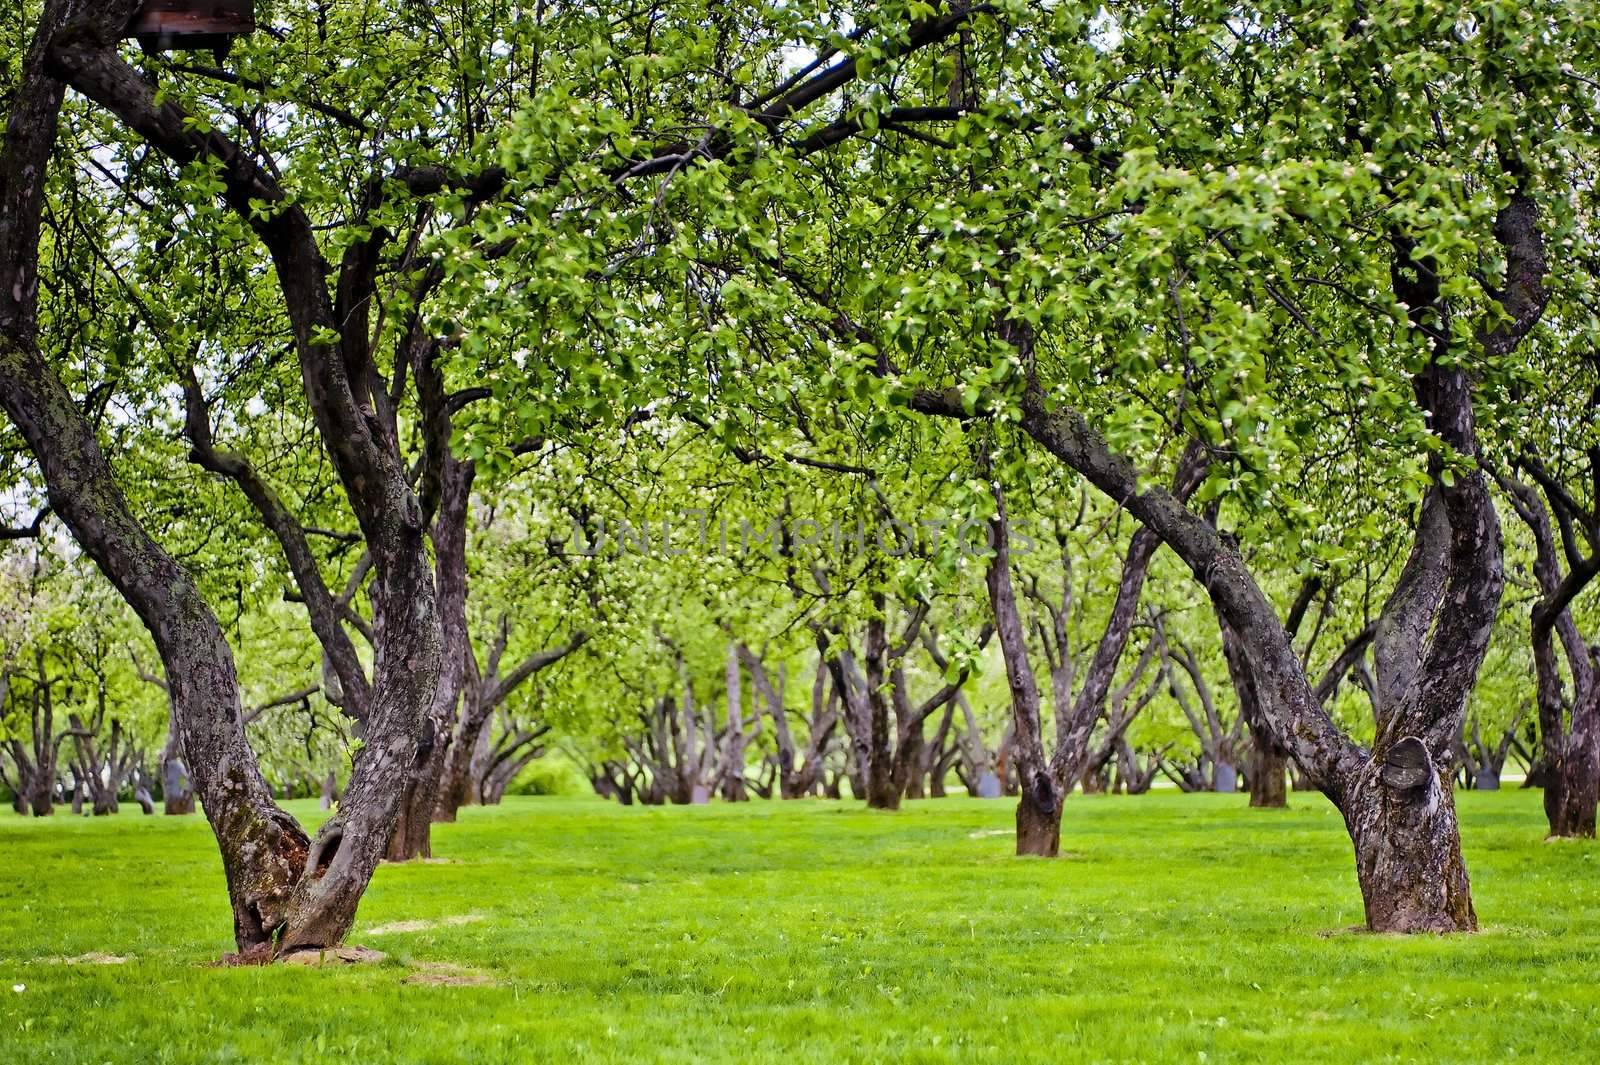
1342, 740, 1475, 933
7, 0, 440, 958
1014, 776, 1062, 857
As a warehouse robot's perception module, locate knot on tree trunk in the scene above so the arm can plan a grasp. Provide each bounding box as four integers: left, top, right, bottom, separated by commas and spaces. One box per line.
1379, 736, 1434, 794
1344, 742, 1475, 934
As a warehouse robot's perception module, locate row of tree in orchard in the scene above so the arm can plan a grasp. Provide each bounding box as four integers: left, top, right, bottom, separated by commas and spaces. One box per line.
2, 0, 1597, 954
2, 493, 1544, 817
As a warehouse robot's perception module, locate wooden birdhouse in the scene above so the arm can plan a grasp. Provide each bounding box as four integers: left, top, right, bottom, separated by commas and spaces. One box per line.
127, 1, 254, 58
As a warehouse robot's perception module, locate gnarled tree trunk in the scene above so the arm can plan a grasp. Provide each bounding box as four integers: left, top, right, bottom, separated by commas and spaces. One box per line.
1, 0, 308, 952
1342, 740, 1475, 933
50, 5, 446, 951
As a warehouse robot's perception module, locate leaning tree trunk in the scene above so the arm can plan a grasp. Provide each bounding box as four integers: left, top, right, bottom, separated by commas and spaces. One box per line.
45, 19, 446, 950
981, 315, 1512, 933
54, 18, 448, 952
1, 2, 308, 953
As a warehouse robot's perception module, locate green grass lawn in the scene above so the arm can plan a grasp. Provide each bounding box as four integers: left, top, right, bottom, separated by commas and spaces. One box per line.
2, 789, 1598, 1063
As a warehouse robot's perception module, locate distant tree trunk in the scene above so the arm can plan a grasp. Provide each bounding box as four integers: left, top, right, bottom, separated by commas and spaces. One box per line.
863, 612, 900, 810
133, 769, 155, 815
434, 620, 585, 822
1116, 737, 1162, 795
1548, 692, 1600, 837
720, 641, 748, 801
139, 677, 196, 816
1218, 607, 1291, 809
955, 694, 998, 797
899, 718, 927, 800
922, 700, 957, 798
1496, 473, 1599, 838
823, 630, 874, 804
979, 425, 1206, 854
1248, 741, 1289, 808
1156, 619, 1244, 794
161, 715, 195, 815
25, 769, 53, 817
985, 482, 1061, 854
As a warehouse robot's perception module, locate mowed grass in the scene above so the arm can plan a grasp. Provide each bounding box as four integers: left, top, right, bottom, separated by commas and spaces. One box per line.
2, 789, 1598, 1063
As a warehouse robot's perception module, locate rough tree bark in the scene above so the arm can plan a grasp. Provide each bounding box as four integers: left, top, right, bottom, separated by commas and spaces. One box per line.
50, 4, 445, 950
1, 0, 308, 950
